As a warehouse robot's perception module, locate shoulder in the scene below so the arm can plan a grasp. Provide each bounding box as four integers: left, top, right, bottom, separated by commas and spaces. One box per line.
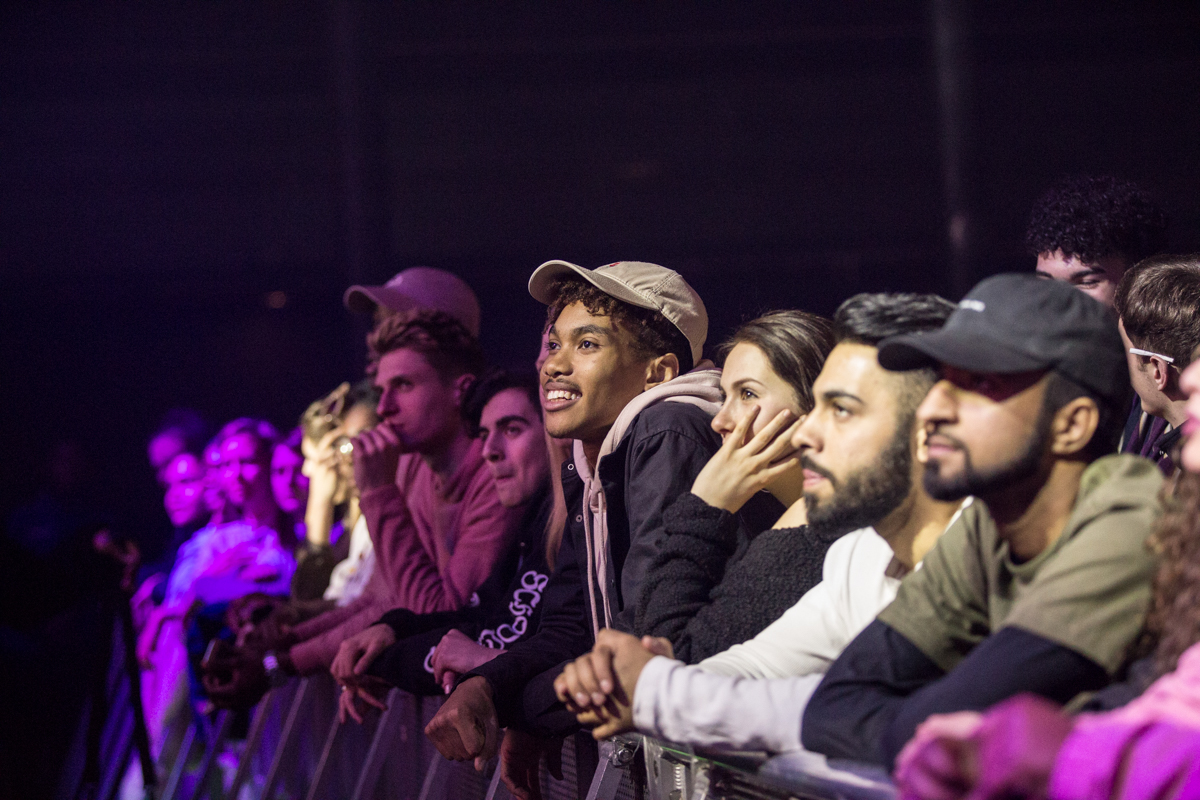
826, 528, 893, 573
624, 402, 720, 449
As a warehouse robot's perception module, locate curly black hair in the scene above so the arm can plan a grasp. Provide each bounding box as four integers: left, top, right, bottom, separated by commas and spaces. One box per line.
545, 276, 694, 372
1025, 174, 1168, 265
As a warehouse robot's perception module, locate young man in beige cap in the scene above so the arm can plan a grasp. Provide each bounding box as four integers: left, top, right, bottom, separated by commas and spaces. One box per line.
425, 260, 775, 798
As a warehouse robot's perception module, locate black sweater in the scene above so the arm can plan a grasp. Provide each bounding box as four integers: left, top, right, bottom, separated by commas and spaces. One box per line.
637, 491, 841, 664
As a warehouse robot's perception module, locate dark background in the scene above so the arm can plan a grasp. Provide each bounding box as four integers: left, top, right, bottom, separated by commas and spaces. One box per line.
2, 1, 1199, 546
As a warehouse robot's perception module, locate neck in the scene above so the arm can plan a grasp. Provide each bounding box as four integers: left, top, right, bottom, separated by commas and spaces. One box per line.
423, 426, 474, 482
581, 438, 604, 471
769, 468, 808, 528
876, 488, 961, 570
1161, 396, 1188, 429
240, 494, 278, 530
984, 459, 1085, 562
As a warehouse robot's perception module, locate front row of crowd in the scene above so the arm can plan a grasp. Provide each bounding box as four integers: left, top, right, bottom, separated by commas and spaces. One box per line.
136, 248, 1200, 800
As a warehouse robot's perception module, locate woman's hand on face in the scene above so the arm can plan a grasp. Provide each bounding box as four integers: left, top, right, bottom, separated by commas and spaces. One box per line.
690, 406, 803, 514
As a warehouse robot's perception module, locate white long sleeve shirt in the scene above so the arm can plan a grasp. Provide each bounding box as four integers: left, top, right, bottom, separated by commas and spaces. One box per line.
632, 502, 970, 753
632, 526, 901, 752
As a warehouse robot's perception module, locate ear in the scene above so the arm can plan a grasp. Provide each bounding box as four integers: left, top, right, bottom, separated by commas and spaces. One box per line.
1049, 396, 1101, 457
1150, 357, 1173, 392
643, 353, 681, 390
450, 373, 475, 407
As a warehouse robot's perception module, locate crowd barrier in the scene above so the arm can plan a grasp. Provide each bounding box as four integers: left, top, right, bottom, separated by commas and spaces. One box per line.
69, 620, 897, 800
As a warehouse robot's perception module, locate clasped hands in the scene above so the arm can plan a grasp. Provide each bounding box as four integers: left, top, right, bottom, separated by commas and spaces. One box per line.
553, 628, 673, 739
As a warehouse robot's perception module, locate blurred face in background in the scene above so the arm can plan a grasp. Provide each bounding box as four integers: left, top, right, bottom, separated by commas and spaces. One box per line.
149, 429, 186, 485
219, 432, 273, 512
1179, 355, 1200, 472
163, 452, 208, 529
271, 443, 309, 515
479, 388, 550, 508
202, 439, 225, 513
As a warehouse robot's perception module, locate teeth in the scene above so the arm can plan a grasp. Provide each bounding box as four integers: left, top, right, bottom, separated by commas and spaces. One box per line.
545, 390, 580, 402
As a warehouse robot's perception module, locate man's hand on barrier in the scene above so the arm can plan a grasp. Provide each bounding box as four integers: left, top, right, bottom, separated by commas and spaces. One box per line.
352, 423, 404, 493
331, 623, 397, 687
500, 729, 563, 800
553, 628, 657, 739
201, 640, 271, 711
337, 676, 391, 724
893, 710, 983, 800
432, 629, 503, 693
424, 675, 500, 771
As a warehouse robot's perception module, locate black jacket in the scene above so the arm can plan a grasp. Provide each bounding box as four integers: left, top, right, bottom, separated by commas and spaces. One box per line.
637, 491, 830, 664
466, 401, 725, 733
367, 485, 555, 696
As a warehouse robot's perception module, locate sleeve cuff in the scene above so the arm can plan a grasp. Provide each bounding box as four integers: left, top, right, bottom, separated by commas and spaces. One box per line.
632, 656, 680, 737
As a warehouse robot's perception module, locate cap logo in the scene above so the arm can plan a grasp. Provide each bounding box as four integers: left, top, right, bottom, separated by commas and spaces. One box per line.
959, 299, 986, 312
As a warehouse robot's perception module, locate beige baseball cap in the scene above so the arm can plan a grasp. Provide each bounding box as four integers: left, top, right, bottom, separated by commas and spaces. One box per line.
344, 267, 481, 337
528, 260, 707, 367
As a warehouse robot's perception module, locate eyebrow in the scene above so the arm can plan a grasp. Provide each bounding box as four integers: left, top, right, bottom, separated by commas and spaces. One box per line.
1036, 266, 1107, 281
819, 389, 864, 405
487, 415, 532, 429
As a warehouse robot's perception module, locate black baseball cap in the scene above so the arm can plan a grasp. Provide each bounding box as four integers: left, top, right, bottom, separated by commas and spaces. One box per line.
877, 273, 1129, 408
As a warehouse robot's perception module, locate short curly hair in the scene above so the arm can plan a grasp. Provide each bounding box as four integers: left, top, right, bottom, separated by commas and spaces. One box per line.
545, 276, 694, 372
367, 309, 485, 383
1025, 174, 1169, 265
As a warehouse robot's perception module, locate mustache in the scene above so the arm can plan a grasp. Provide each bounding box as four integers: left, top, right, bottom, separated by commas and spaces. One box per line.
800, 454, 836, 485
925, 428, 967, 452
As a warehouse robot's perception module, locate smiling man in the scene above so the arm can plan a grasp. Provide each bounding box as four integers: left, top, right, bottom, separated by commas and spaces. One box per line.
424, 260, 726, 797
801, 274, 1163, 768
1027, 174, 1168, 309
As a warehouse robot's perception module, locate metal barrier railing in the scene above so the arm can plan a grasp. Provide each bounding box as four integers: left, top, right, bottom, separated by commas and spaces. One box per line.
89, 666, 894, 800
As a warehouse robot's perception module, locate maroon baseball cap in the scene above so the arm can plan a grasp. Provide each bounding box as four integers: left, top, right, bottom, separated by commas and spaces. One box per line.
343, 267, 481, 337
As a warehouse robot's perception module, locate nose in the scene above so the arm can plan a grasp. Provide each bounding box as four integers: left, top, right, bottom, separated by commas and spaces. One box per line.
710, 399, 737, 437
917, 380, 957, 428
791, 409, 820, 453
542, 347, 568, 380
481, 431, 504, 462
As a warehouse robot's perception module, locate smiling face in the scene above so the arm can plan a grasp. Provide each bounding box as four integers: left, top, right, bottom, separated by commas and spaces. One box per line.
270, 444, 309, 514
373, 348, 467, 454
917, 367, 1051, 501
163, 452, 207, 528
1036, 249, 1129, 309
479, 388, 551, 507
712, 342, 802, 442
540, 301, 657, 446
792, 343, 917, 535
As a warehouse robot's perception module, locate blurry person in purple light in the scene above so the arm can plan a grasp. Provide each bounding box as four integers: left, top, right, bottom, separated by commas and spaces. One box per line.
271, 428, 310, 540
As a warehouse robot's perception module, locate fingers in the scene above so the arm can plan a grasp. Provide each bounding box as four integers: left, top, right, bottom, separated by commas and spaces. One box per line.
759, 418, 803, 462
726, 404, 759, 449
474, 715, 500, 771
442, 671, 458, 694
641, 636, 674, 659
353, 637, 387, 676
590, 644, 616, 696
745, 408, 798, 456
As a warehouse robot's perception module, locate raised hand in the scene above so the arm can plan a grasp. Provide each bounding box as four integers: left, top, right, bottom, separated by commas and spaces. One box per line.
690, 407, 802, 513
351, 422, 404, 493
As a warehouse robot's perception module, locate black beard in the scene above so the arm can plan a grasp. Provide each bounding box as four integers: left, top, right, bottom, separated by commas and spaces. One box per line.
922, 403, 1053, 501
804, 424, 913, 538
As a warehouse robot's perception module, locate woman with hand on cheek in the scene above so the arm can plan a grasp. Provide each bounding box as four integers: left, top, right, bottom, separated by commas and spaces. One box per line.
635, 310, 836, 665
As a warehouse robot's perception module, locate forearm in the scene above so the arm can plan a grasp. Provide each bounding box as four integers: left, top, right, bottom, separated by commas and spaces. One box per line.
633, 657, 820, 752
304, 498, 337, 547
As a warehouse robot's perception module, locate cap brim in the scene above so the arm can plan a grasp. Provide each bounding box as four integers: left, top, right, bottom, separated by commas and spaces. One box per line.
878, 330, 1048, 374
343, 285, 419, 315
528, 260, 658, 311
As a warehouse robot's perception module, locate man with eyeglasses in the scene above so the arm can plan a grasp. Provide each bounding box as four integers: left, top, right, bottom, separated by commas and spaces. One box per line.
1114, 255, 1200, 476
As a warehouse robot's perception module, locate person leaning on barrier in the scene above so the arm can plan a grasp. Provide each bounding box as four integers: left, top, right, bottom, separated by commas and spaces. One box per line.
802, 274, 1163, 768
894, 348, 1200, 800
633, 310, 837, 665
330, 370, 559, 722
554, 293, 966, 752
425, 260, 780, 799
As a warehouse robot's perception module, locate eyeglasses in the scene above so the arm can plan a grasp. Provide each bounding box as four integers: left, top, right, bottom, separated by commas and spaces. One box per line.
1129, 347, 1175, 364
